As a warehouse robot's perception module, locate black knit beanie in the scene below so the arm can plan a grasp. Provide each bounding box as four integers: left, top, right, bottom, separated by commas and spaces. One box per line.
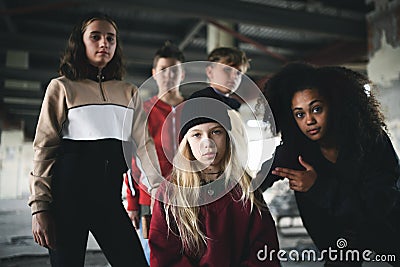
179, 97, 232, 141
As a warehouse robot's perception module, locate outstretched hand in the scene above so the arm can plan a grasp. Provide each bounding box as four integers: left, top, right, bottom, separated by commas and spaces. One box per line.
272, 156, 317, 192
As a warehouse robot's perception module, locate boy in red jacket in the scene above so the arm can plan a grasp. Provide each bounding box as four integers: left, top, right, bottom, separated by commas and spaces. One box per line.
124, 41, 185, 264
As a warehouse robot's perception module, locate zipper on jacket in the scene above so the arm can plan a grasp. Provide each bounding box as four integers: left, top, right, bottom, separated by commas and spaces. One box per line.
97, 68, 107, 101
104, 159, 109, 175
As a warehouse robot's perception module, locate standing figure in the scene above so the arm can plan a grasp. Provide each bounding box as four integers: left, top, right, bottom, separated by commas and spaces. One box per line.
259, 62, 400, 266
149, 98, 280, 267
124, 41, 185, 264
189, 47, 250, 169
29, 13, 161, 267
190, 47, 249, 111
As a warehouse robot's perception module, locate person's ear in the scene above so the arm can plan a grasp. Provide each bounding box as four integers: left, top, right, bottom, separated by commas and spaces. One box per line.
151, 68, 156, 77
206, 65, 213, 80
180, 69, 186, 82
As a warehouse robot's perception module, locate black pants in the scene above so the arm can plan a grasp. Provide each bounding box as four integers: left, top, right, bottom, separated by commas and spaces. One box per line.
49, 146, 148, 267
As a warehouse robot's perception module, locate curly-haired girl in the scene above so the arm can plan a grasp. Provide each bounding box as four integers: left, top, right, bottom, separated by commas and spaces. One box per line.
259, 62, 400, 266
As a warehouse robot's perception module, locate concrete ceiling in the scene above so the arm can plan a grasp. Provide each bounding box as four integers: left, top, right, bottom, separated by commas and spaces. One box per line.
0, 0, 373, 140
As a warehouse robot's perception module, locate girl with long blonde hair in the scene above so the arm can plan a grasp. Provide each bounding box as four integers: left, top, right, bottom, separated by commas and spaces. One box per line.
149, 97, 279, 266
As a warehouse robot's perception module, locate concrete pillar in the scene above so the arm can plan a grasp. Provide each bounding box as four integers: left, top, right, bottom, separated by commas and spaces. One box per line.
207, 20, 236, 54
0, 130, 32, 199
366, 0, 400, 153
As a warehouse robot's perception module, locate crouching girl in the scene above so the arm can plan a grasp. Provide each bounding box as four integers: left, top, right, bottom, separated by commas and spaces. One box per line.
149, 97, 280, 266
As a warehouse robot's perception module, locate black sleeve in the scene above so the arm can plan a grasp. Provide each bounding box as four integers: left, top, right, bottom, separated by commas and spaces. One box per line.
304, 132, 400, 227
259, 144, 303, 191
361, 133, 400, 229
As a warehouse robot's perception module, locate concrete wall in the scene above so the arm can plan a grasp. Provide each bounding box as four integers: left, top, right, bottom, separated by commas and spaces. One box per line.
367, 0, 400, 154
0, 130, 33, 199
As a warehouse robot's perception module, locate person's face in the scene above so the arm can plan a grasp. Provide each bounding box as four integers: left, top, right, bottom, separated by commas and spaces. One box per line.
291, 88, 329, 142
206, 61, 245, 94
82, 19, 117, 69
152, 57, 184, 95
186, 122, 227, 169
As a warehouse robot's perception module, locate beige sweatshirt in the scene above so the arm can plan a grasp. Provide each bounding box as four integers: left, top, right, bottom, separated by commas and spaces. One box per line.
29, 76, 162, 214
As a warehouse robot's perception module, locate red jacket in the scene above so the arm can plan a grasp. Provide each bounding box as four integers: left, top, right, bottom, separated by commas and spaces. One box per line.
149, 185, 280, 266
125, 96, 183, 210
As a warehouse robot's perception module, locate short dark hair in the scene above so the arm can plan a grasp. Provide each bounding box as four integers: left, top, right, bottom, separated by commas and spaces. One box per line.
59, 12, 125, 80
207, 47, 250, 70
153, 41, 185, 68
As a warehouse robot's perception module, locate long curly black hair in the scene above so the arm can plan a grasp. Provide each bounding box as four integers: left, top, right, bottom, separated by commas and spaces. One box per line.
263, 62, 387, 160
59, 13, 125, 80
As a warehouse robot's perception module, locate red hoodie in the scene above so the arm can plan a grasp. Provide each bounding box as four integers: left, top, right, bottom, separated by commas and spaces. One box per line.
125, 96, 183, 210
149, 185, 280, 266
